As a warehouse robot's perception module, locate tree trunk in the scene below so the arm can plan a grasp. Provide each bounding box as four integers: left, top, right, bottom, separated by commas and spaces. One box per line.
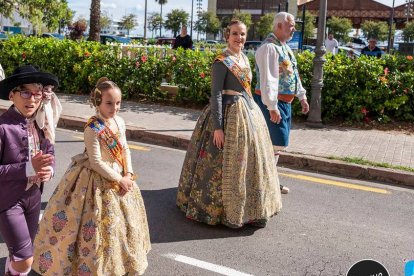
89, 0, 101, 42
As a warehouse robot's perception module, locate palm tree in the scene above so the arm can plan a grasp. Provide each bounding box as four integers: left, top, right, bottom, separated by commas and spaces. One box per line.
155, 0, 167, 37
89, 0, 100, 41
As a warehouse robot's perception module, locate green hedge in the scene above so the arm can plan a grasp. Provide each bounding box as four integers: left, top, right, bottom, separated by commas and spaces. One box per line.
0, 36, 413, 123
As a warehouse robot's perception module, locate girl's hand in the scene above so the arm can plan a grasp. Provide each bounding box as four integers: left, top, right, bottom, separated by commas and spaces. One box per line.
126, 172, 136, 181
118, 176, 134, 196
213, 129, 225, 149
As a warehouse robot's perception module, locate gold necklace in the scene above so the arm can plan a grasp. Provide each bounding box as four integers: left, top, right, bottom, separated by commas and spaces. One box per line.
226, 48, 242, 63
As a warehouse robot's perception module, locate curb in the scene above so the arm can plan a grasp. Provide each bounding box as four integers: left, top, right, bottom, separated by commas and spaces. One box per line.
278, 153, 414, 188
1, 106, 413, 188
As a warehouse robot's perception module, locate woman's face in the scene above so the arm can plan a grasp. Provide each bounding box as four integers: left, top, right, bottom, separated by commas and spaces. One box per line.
9, 83, 42, 118
97, 88, 122, 120
227, 23, 247, 53
181, 26, 187, 35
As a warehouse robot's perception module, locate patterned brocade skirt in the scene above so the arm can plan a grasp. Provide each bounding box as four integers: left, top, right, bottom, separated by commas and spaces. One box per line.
33, 154, 151, 275
176, 97, 282, 228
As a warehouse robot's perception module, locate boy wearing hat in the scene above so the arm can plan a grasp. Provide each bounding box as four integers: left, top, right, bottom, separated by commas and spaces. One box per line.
0, 65, 59, 275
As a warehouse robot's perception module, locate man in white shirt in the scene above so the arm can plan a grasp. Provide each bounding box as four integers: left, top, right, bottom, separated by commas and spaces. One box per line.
254, 12, 309, 194
325, 33, 339, 55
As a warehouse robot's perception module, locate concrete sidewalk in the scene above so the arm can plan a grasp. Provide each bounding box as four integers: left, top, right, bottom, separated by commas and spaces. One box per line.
1, 94, 413, 187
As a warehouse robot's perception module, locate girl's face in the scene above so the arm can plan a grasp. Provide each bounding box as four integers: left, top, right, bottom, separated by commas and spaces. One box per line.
227, 23, 247, 53
98, 88, 122, 120
9, 83, 42, 118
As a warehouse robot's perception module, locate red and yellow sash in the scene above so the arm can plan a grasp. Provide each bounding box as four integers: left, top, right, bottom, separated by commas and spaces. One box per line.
86, 116, 126, 176
215, 53, 252, 96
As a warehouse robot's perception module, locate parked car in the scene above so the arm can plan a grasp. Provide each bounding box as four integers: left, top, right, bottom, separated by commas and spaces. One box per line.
41, 33, 65, 40
244, 41, 262, 51
156, 37, 175, 47
346, 37, 367, 51
100, 34, 131, 44
338, 46, 361, 57
0, 32, 8, 41
302, 45, 315, 52
206, 40, 219, 44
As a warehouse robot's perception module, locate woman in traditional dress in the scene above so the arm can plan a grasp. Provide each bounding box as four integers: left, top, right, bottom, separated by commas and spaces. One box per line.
33, 78, 151, 275
176, 20, 282, 229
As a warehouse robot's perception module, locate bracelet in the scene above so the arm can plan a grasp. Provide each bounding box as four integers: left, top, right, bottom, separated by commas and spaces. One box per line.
126, 172, 137, 181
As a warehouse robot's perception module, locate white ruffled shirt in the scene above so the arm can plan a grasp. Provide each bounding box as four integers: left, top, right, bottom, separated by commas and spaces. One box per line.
255, 42, 307, 111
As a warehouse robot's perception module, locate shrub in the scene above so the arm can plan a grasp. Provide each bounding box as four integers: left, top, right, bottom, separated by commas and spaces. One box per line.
1, 36, 413, 123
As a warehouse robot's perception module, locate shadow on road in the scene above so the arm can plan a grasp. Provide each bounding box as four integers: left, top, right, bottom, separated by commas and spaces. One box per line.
141, 187, 258, 244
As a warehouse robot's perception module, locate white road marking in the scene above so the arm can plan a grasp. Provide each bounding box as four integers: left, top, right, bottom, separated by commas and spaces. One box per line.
39, 213, 43, 222
163, 253, 254, 276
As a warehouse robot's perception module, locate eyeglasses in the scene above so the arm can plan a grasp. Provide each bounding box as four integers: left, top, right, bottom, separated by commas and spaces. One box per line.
17, 91, 43, 100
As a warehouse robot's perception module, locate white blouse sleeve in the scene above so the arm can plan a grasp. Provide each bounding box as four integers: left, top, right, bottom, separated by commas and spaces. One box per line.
296, 76, 307, 101
255, 43, 280, 110
84, 126, 123, 183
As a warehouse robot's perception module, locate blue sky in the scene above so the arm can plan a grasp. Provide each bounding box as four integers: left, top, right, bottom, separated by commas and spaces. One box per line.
67, 0, 407, 36
67, 0, 208, 36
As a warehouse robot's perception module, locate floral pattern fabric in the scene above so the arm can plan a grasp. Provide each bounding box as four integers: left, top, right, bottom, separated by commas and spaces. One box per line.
177, 96, 282, 228
33, 117, 150, 275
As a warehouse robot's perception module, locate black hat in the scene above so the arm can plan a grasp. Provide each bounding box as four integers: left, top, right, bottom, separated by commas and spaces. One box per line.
0, 65, 59, 100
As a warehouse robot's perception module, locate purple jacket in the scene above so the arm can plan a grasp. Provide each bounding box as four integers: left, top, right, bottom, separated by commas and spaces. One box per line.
0, 107, 55, 212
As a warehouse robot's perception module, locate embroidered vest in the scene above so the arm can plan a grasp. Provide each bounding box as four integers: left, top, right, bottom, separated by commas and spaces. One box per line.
255, 33, 299, 95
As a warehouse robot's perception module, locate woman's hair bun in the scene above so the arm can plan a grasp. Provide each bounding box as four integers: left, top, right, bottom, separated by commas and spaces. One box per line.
96, 77, 109, 86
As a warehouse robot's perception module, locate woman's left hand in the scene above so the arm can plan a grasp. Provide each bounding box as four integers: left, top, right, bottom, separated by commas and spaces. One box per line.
213, 129, 225, 149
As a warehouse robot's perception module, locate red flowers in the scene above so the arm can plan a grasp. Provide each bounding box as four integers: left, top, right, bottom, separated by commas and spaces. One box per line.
135, 61, 140, 68
141, 55, 148, 63
84, 52, 91, 57
407, 55, 413, 61
22, 52, 26, 60
361, 107, 368, 115
199, 72, 205, 79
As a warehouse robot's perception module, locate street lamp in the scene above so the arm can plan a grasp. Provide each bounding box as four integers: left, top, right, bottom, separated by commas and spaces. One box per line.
306, 0, 327, 127
300, 4, 306, 51
144, 0, 148, 39
190, 0, 194, 38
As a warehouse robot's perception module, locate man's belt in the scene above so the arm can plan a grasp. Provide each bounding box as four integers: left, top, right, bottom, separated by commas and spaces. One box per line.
254, 90, 295, 104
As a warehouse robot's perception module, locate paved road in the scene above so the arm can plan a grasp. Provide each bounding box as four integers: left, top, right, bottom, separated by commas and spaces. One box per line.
1, 129, 413, 276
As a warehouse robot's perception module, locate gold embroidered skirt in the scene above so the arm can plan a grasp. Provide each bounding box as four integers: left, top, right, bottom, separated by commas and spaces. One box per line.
177, 98, 282, 228
33, 154, 151, 275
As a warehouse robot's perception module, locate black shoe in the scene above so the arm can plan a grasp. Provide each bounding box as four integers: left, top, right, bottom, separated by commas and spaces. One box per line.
251, 219, 267, 228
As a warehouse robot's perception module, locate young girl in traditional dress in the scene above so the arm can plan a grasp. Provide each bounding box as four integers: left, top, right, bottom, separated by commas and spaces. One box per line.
33, 78, 151, 275
0, 65, 59, 276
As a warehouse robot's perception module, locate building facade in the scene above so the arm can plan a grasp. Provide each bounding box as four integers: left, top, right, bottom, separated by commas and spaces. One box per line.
298, 0, 409, 29
208, 0, 298, 40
